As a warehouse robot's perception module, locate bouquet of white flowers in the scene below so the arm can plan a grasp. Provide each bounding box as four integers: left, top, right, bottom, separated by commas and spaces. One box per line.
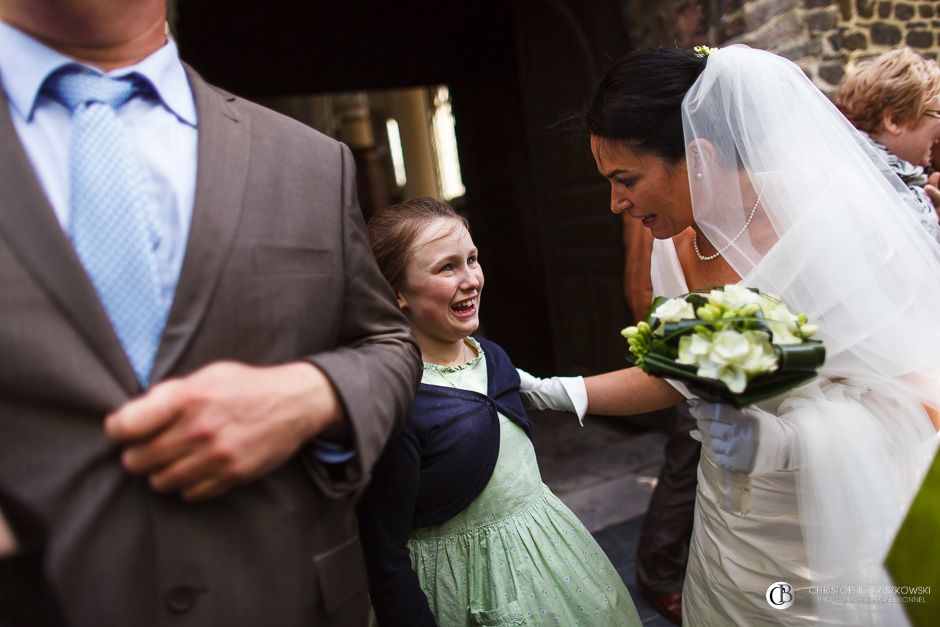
622, 285, 825, 408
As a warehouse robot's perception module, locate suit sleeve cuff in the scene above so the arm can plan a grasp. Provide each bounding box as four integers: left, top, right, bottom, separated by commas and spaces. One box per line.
311, 439, 356, 464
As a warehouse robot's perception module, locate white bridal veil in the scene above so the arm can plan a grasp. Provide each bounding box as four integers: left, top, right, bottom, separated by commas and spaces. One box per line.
683, 45, 940, 625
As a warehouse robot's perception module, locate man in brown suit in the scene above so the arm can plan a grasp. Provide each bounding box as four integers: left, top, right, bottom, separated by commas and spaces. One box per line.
0, 1, 421, 624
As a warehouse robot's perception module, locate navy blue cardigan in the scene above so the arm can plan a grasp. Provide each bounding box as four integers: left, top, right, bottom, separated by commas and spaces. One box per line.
357, 338, 533, 627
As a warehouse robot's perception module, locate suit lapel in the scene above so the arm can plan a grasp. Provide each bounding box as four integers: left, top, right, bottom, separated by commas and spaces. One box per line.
0, 86, 139, 393
150, 66, 250, 382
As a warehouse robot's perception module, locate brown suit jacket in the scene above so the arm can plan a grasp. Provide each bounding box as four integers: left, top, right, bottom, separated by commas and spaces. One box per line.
0, 65, 421, 626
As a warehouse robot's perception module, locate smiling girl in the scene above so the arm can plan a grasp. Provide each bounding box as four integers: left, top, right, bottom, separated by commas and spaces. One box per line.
357, 197, 640, 627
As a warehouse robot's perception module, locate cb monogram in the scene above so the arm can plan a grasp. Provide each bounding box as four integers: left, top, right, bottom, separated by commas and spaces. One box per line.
766, 581, 795, 610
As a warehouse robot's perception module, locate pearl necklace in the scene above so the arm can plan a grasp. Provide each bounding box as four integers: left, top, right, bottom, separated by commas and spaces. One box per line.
692, 191, 763, 262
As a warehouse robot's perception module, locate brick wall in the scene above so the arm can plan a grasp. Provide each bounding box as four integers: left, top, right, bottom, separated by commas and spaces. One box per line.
713, 0, 940, 92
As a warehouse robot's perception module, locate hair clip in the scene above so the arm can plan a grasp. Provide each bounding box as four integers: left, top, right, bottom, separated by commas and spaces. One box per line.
693, 45, 719, 57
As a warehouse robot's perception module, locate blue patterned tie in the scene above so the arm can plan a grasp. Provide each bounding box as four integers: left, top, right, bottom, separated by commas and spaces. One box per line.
43, 66, 167, 387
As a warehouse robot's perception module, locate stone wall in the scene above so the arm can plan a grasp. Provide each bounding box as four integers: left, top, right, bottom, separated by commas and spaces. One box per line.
712, 0, 940, 92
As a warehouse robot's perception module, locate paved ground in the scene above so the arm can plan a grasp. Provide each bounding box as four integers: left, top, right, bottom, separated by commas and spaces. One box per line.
530, 409, 676, 626
594, 518, 676, 627
531, 410, 664, 533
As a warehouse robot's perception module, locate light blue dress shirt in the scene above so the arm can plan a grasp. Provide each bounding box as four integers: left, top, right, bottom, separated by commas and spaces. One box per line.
0, 20, 197, 306
0, 21, 352, 464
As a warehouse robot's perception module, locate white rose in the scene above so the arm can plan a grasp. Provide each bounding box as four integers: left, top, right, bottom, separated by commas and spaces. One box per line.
701, 330, 750, 393
740, 331, 779, 374
708, 284, 761, 311
709, 329, 751, 364
677, 332, 711, 365
695, 355, 729, 387
695, 352, 747, 392
760, 299, 802, 345
717, 363, 748, 393
652, 298, 695, 324
694, 329, 778, 393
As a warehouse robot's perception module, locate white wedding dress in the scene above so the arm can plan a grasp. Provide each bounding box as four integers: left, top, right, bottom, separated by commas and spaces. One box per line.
652, 239, 936, 627
645, 45, 940, 626
652, 238, 818, 626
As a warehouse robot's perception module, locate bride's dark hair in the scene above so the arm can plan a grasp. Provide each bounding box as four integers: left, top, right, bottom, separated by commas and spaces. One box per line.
584, 48, 706, 162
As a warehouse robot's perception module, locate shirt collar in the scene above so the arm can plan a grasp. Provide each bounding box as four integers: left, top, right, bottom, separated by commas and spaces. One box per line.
0, 19, 196, 127
121, 37, 196, 127
861, 130, 927, 183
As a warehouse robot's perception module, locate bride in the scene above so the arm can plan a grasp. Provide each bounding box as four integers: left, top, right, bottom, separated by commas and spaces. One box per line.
525, 45, 940, 625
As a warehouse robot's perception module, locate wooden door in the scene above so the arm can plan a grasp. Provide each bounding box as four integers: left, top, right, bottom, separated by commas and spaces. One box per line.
511, 0, 633, 374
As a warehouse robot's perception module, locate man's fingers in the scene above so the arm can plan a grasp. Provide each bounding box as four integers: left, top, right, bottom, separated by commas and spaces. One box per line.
148, 452, 221, 494
182, 478, 234, 502
121, 426, 199, 475
121, 405, 230, 475
104, 380, 188, 443
147, 435, 249, 496
109, 361, 328, 500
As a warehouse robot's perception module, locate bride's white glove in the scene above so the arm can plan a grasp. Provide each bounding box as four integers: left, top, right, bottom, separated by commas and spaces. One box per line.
516, 368, 588, 426
688, 401, 799, 475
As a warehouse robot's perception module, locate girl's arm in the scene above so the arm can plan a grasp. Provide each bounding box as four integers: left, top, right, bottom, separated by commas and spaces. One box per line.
357, 431, 438, 627
585, 367, 685, 416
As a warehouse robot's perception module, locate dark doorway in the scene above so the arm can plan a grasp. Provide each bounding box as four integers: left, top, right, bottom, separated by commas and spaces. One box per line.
177, 0, 635, 375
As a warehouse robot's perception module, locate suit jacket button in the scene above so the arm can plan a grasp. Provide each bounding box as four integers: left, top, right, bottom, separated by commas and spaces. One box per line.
165, 586, 197, 614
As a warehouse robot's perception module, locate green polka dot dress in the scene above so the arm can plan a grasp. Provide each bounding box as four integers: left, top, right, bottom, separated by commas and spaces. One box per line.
390, 338, 641, 626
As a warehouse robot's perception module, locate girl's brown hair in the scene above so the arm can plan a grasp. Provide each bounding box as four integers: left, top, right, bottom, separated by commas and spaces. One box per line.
368, 197, 468, 292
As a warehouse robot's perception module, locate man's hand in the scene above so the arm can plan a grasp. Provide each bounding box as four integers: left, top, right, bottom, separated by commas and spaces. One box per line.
104, 361, 342, 501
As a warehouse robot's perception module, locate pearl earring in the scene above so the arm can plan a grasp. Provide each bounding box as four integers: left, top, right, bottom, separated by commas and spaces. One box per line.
695, 172, 703, 179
